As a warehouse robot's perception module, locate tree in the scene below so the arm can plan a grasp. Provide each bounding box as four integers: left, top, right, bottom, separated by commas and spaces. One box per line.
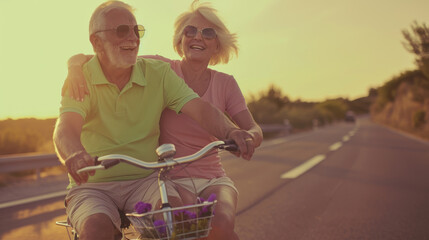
402, 21, 429, 78
258, 84, 290, 110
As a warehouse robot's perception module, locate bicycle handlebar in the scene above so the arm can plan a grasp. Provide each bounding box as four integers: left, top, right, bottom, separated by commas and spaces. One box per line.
77, 140, 237, 174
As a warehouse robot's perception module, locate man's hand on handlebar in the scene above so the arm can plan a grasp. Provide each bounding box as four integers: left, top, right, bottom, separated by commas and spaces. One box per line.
65, 150, 96, 185
227, 129, 256, 160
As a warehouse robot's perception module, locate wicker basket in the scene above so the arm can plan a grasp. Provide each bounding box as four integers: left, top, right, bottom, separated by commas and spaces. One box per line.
126, 201, 216, 240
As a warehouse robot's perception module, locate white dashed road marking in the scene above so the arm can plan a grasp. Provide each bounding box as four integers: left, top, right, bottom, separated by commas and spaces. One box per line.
329, 142, 343, 151
281, 126, 359, 180
281, 154, 326, 179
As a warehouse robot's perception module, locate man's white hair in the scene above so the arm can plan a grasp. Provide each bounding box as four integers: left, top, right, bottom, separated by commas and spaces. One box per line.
89, 0, 135, 35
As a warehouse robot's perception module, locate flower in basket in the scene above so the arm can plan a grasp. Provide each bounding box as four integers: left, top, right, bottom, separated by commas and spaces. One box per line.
134, 201, 152, 214
184, 210, 197, 220
207, 193, 216, 202
200, 193, 216, 217
134, 195, 217, 239
153, 219, 167, 235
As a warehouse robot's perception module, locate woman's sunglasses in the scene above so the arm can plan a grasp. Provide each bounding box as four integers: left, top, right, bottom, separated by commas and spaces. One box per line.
183, 25, 217, 40
94, 24, 145, 39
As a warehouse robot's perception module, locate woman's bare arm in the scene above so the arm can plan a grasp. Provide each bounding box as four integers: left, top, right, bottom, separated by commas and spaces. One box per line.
232, 109, 263, 147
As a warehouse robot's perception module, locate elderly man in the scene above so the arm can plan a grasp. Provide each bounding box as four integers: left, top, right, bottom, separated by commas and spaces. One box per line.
53, 1, 255, 240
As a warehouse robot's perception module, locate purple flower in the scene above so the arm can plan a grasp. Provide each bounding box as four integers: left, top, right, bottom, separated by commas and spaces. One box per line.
184, 210, 197, 219
200, 194, 215, 217
200, 205, 210, 216
207, 193, 216, 202
134, 201, 152, 214
153, 219, 166, 234
197, 197, 205, 203
174, 209, 185, 216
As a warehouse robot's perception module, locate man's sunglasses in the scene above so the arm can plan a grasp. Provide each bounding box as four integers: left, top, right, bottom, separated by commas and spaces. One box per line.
183, 25, 217, 40
94, 24, 145, 39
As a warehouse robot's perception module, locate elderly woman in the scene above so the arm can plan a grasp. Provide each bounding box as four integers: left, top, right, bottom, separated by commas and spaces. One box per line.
64, 1, 263, 239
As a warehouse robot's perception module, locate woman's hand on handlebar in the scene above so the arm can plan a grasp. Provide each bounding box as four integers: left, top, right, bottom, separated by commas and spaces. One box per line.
248, 130, 263, 148
227, 129, 256, 160
64, 150, 96, 185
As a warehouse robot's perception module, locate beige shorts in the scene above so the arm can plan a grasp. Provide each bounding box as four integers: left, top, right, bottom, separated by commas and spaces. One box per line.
65, 172, 179, 233
168, 176, 238, 197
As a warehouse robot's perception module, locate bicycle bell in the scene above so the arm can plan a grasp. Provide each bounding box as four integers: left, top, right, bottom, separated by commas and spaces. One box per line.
156, 143, 176, 160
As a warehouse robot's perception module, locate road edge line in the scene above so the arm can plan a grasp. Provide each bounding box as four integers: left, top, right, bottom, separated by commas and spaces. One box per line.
0, 190, 68, 209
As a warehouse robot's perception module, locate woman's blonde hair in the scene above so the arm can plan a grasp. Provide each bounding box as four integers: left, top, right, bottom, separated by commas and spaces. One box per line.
173, 0, 238, 65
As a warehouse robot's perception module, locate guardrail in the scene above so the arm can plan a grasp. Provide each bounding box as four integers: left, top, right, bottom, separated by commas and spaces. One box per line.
0, 125, 289, 179
0, 153, 60, 180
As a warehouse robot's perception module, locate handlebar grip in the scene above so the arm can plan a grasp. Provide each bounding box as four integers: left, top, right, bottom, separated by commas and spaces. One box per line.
218, 140, 239, 152
101, 159, 121, 169
94, 156, 100, 165
223, 139, 236, 145
77, 158, 120, 174
222, 144, 239, 152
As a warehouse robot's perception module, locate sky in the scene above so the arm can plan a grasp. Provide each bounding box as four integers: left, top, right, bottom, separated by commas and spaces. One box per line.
1, 0, 428, 119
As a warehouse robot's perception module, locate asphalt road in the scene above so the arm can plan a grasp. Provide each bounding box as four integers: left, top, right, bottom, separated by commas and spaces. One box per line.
1, 118, 429, 240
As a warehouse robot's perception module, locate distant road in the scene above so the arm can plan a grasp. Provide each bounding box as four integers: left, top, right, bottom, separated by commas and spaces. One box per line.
1, 117, 429, 239
234, 118, 429, 240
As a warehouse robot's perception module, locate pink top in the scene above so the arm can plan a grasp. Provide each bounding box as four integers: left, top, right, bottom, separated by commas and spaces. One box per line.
144, 55, 248, 178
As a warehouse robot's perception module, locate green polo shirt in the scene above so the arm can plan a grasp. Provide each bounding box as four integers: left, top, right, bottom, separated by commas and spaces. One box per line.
60, 56, 198, 187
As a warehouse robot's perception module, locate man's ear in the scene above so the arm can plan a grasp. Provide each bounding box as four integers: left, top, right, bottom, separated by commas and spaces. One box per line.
90, 34, 103, 53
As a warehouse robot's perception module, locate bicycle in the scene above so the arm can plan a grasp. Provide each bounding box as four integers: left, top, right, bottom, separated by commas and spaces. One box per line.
56, 140, 238, 240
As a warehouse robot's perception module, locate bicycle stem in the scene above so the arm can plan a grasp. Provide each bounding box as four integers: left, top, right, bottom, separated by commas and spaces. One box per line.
158, 169, 174, 237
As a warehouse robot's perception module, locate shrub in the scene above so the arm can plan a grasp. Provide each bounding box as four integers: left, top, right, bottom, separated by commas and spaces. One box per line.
373, 70, 424, 112
0, 118, 56, 155
412, 110, 426, 128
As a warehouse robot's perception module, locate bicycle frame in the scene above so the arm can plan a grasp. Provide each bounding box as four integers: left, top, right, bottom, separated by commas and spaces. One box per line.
55, 220, 78, 240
